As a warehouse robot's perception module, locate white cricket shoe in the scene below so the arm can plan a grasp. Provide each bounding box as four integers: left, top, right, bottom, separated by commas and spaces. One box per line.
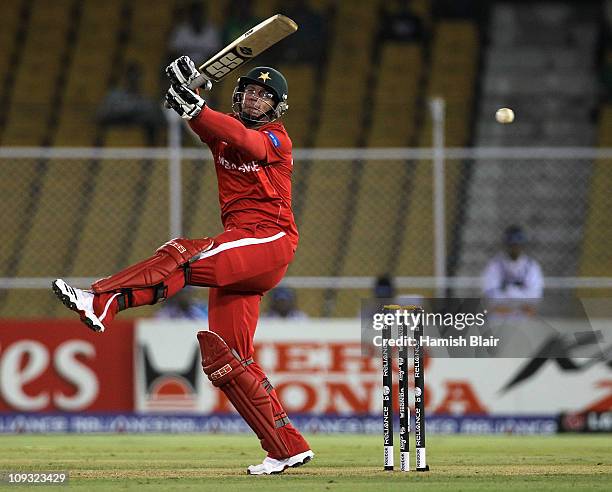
52, 279, 106, 333
247, 450, 314, 475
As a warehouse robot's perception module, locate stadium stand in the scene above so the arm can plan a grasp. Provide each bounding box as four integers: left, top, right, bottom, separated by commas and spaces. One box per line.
283, 1, 383, 315
313, 2, 379, 147
276, 64, 316, 148
102, 0, 176, 147
2, 160, 91, 317
332, 34, 427, 316
1, 0, 75, 146
1, 0, 472, 318
0, 0, 26, 135
53, 0, 124, 146
394, 19, 479, 294
0, 159, 42, 317
69, 161, 145, 275
0, 0, 502, 319
367, 44, 422, 147
55, 0, 177, 316
183, 159, 224, 239
455, 2, 598, 292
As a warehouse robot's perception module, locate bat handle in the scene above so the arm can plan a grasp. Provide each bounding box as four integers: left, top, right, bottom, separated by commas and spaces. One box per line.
189, 74, 213, 91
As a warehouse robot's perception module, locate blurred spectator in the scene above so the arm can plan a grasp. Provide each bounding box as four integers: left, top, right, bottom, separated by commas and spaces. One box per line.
168, 1, 221, 64
155, 288, 208, 320
373, 274, 396, 299
264, 287, 308, 319
222, 0, 260, 45
481, 225, 544, 318
96, 62, 164, 145
276, 0, 326, 64
360, 274, 398, 318
381, 0, 424, 43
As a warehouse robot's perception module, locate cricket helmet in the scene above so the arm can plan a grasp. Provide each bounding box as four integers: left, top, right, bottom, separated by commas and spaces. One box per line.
233, 66, 289, 126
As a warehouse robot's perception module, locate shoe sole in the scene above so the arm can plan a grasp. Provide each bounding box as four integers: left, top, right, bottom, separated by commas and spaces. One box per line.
51, 281, 103, 333
247, 453, 313, 475
289, 454, 312, 469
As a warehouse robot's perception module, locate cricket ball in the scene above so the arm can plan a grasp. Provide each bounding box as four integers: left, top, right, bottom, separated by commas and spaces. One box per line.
495, 107, 514, 124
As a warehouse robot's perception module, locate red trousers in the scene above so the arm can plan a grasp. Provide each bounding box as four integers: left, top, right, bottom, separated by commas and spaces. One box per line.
93, 224, 309, 458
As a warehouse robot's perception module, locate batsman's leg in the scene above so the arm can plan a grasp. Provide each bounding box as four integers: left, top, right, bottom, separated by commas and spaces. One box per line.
204, 287, 313, 475
52, 237, 213, 331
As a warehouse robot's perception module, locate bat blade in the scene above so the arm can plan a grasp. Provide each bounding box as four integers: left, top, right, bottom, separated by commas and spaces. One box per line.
189, 14, 298, 88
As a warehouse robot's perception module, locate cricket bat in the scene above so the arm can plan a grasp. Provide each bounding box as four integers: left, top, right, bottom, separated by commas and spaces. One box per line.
188, 14, 298, 89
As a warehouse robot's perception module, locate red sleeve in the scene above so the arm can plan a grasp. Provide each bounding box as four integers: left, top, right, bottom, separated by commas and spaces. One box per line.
188, 107, 267, 161
260, 126, 292, 164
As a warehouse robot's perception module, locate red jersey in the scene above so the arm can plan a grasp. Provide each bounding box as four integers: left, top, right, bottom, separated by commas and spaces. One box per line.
188, 107, 298, 247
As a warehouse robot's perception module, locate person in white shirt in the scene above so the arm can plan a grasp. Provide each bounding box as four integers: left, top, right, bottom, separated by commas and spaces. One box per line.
481, 225, 544, 319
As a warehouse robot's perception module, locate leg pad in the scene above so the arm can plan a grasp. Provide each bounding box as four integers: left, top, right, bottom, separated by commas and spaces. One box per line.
198, 330, 290, 459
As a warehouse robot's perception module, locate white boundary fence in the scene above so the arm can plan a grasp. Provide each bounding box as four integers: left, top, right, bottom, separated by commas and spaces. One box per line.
3, 276, 612, 290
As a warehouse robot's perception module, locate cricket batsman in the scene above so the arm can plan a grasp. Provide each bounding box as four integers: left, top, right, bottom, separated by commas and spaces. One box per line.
52, 56, 313, 475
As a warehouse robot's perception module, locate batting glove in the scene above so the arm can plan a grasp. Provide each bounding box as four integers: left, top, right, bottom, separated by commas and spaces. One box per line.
165, 84, 206, 120
165, 56, 212, 91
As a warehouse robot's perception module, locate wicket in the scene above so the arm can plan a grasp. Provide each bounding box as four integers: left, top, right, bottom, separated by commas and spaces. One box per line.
381, 305, 430, 472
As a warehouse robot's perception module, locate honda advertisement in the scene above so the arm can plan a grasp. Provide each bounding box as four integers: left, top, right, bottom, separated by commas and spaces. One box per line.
0, 318, 610, 433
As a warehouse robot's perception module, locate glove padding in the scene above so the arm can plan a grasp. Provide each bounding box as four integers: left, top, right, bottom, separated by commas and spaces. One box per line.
166, 56, 198, 86
165, 84, 206, 120
165, 55, 212, 91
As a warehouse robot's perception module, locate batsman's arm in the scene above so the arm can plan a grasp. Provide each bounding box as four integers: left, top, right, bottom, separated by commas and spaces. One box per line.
188, 108, 267, 161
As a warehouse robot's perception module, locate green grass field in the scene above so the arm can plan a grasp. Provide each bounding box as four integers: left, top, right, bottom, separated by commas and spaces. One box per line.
0, 434, 610, 491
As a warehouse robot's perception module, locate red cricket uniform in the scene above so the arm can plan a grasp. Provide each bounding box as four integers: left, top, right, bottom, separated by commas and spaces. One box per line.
93, 106, 309, 458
